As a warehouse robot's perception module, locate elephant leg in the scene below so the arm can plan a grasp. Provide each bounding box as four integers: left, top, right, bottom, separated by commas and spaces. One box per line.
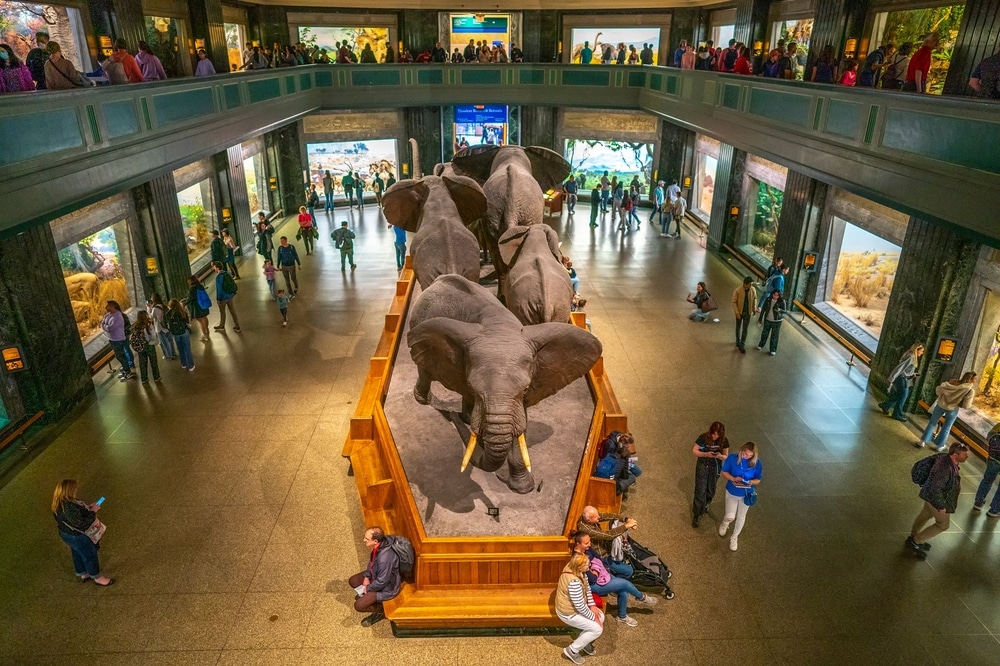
496, 447, 536, 494
413, 368, 433, 405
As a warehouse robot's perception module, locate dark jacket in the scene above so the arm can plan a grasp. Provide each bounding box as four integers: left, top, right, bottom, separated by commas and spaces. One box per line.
365, 542, 402, 602
276, 244, 300, 268
575, 513, 628, 559
210, 237, 226, 264
759, 296, 787, 323
54, 500, 95, 536
919, 454, 961, 513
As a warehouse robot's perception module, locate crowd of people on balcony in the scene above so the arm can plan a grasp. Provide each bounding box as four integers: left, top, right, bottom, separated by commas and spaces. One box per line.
2, 28, 998, 100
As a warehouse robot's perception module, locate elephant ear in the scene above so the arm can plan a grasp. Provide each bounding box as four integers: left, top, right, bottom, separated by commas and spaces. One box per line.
452, 145, 500, 183
539, 224, 562, 261
497, 225, 530, 267
525, 146, 572, 191
432, 163, 447, 176
383, 179, 430, 232
442, 174, 488, 226
523, 323, 603, 407
408, 317, 480, 396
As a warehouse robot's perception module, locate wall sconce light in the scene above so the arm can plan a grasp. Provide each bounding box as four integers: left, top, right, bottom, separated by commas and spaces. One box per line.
844, 39, 858, 60
752, 41, 763, 57
682, 176, 692, 189
729, 205, 740, 223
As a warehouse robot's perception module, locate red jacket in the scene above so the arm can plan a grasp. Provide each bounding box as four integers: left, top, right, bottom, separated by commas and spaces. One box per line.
112, 50, 144, 83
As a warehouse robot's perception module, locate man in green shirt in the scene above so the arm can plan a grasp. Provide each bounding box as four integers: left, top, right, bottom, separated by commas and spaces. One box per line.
342, 172, 355, 208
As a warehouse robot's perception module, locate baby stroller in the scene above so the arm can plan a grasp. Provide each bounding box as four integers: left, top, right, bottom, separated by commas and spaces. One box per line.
611, 522, 675, 600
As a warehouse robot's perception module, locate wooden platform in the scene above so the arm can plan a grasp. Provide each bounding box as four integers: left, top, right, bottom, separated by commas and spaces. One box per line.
342, 259, 625, 633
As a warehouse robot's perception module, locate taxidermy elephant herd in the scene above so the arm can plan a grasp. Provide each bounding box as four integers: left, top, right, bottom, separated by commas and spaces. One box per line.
382, 146, 603, 494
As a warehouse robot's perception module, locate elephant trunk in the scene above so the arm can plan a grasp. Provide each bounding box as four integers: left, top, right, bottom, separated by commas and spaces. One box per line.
471, 395, 526, 473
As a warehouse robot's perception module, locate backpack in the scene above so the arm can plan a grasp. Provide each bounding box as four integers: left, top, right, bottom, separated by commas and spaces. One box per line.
122, 312, 132, 336
883, 54, 905, 83
911, 454, 940, 485
166, 311, 189, 336
196, 287, 212, 310
385, 534, 415, 581
723, 48, 738, 71
595, 453, 618, 478
129, 324, 147, 353
221, 272, 239, 296
103, 58, 128, 85
596, 430, 622, 460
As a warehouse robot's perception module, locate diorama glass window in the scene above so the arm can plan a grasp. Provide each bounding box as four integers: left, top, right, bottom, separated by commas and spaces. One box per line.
964, 288, 1000, 436
0, 3, 90, 72
564, 139, 654, 194
299, 26, 390, 63
735, 178, 783, 268
306, 139, 399, 201
711, 25, 734, 50
820, 219, 899, 343
177, 180, 217, 273
144, 15, 188, 78
694, 153, 718, 216
771, 19, 813, 80
868, 5, 964, 95
58, 219, 145, 359
243, 153, 268, 217
224, 22, 246, 72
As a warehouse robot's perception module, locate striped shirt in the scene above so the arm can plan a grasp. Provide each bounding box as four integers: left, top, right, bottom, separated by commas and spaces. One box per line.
566, 578, 595, 621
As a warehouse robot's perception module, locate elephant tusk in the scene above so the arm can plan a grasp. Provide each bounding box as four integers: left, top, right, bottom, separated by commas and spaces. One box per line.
461, 433, 478, 473
518, 433, 532, 473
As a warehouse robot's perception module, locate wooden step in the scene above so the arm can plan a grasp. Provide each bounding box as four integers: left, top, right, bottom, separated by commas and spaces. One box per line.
383, 584, 563, 629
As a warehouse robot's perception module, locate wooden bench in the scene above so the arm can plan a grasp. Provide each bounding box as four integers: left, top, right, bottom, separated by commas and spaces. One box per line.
0, 411, 44, 455
383, 583, 567, 632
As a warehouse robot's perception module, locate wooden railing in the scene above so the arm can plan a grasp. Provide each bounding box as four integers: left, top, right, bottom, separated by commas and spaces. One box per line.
0, 411, 44, 455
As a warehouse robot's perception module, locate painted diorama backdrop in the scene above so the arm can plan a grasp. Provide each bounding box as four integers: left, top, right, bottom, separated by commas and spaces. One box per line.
824, 221, 900, 339
569, 27, 660, 65
0, 1, 84, 69
59, 224, 133, 343
177, 181, 215, 272
298, 26, 389, 63
306, 139, 398, 197
876, 4, 964, 95
564, 139, 653, 192
448, 14, 510, 53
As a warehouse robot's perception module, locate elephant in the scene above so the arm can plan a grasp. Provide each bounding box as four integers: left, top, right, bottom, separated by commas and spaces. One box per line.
407, 274, 602, 494
497, 224, 573, 326
451, 145, 571, 302
382, 175, 487, 290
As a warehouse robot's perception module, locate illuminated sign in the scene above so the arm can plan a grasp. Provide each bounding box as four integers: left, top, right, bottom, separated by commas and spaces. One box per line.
802, 251, 817, 271
455, 105, 507, 125
935, 337, 958, 363
2, 345, 26, 373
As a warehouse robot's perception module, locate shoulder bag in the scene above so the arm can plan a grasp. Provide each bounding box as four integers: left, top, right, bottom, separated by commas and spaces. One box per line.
701, 295, 719, 312
59, 503, 107, 544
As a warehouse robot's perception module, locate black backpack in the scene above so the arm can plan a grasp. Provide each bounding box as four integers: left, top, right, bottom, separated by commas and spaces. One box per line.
385, 534, 415, 582
911, 454, 941, 485
222, 272, 239, 295
122, 312, 132, 336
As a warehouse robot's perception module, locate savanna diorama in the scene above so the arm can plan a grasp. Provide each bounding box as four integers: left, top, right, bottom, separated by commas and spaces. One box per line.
564, 139, 653, 193
824, 222, 900, 338
306, 139, 398, 197
299, 26, 389, 63
59, 225, 132, 342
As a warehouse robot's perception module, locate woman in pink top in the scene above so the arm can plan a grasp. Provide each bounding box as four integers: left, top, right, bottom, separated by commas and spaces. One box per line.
680, 45, 696, 70
839, 60, 858, 86
135, 41, 167, 81
0, 43, 35, 94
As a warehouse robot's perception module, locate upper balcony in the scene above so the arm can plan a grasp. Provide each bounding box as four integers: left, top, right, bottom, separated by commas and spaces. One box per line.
1, 64, 997, 242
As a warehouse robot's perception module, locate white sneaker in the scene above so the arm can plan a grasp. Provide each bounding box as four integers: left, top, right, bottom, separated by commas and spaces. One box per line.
730, 536, 739, 551
562, 647, 585, 665
636, 593, 659, 606
936, 445, 947, 453
718, 520, 730, 536
615, 615, 638, 627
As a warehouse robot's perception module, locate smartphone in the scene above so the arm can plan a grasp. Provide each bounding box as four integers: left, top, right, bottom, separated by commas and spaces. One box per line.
96, 496, 105, 506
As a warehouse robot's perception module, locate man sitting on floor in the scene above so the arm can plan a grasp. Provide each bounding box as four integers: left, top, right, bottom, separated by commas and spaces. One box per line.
348, 527, 401, 626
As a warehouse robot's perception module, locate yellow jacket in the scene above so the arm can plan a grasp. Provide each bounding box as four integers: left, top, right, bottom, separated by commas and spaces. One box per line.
731, 284, 758, 318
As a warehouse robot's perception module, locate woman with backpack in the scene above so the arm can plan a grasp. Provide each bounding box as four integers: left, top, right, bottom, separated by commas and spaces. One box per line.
916, 372, 976, 452
185, 275, 212, 342
221, 228, 240, 279
165, 299, 195, 371
880, 42, 911, 90
129, 311, 160, 383
691, 421, 729, 527
147, 293, 176, 361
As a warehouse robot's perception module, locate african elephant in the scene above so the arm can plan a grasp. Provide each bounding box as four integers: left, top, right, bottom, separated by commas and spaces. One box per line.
498, 225, 573, 326
408, 274, 602, 494
451, 146, 571, 301
382, 175, 487, 290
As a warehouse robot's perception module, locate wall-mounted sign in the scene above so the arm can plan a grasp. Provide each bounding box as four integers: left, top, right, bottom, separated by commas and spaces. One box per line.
221, 207, 233, 223
802, 250, 817, 271
99, 35, 113, 57
145, 257, 159, 275
2, 345, 26, 373
268, 177, 277, 190
935, 336, 959, 363
194, 38, 205, 50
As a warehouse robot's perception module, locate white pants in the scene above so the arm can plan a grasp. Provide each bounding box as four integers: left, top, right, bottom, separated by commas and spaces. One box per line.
557, 611, 603, 654
723, 490, 751, 536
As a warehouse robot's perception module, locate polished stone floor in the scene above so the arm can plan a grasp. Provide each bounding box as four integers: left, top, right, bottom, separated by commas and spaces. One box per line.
2, 204, 999, 665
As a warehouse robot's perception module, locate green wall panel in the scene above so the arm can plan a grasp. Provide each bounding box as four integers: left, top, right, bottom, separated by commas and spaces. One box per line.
104, 100, 140, 139
824, 99, 861, 139
299, 73, 312, 90
519, 69, 545, 85
461, 69, 502, 85
883, 109, 1000, 174
352, 69, 402, 86
561, 69, 610, 86
223, 84, 241, 109
418, 69, 443, 85
284, 75, 296, 93
315, 71, 333, 87
747, 89, 810, 127
665, 75, 678, 95
0, 109, 82, 166
628, 71, 646, 87
723, 84, 742, 110
248, 78, 281, 103
153, 88, 216, 126
650, 73, 663, 91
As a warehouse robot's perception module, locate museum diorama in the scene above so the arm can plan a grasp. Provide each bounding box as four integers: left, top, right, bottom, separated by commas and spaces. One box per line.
341, 146, 630, 633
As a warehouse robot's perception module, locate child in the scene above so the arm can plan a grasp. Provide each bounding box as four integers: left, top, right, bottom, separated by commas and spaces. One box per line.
840, 60, 858, 86
263, 259, 276, 297
589, 186, 600, 228
276, 289, 290, 326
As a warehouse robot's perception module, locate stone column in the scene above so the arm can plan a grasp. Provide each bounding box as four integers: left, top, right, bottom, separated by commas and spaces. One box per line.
520, 11, 559, 63
805, 0, 869, 73
401, 10, 439, 55
669, 8, 708, 52
187, 0, 228, 77
944, 0, 1000, 95
225, 146, 254, 256
521, 107, 558, 150
247, 4, 289, 53
142, 173, 192, 300
706, 144, 745, 252
405, 107, 442, 179
657, 122, 695, 199
772, 170, 827, 303
267, 123, 306, 215
734, 0, 771, 50
0, 224, 92, 421
870, 217, 980, 410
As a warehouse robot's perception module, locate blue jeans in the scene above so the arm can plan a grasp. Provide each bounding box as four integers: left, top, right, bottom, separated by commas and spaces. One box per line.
601, 190, 609, 210
648, 204, 662, 223
610, 561, 633, 578
660, 212, 673, 235
59, 531, 101, 576
975, 457, 1000, 513
590, 575, 644, 618
879, 376, 910, 419
627, 208, 640, 228
157, 331, 176, 359
109, 339, 133, 373
394, 242, 407, 270
173, 331, 194, 369
758, 320, 782, 353
325, 193, 334, 210
919, 405, 960, 448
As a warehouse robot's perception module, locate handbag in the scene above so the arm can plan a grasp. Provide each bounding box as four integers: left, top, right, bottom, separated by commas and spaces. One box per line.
84, 519, 107, 543
701, 296, 719, 313
743, 484, 758, 507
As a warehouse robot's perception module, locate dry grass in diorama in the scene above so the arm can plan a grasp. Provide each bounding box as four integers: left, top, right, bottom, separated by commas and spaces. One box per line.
827, 251, 898, 335
65, 274, 131, 341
